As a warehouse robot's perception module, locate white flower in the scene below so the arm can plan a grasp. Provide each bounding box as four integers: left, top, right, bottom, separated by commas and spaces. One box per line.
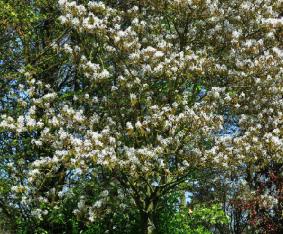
63, 44, 73, 53
58, 0, 67, 6
126, 122, 134, 130
51, 116, 59, 126
94, 200, 102, 208
31, 209, 43, 220
59, 15, 68, 24
101, 190, 109, 197
130, 93, 137, 105
100, 69, 110, 79
135, 121, 142, 129
232, 30, 241, 39
78, 199, 85, 209
32, 140, 43, 146
154, 51, 164, 58
26, 116, 36, 127
74, 111, 85, 122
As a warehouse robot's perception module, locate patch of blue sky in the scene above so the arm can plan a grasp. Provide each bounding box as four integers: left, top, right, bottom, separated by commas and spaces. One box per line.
218, 114, 241, 137
196, 86, 241, 137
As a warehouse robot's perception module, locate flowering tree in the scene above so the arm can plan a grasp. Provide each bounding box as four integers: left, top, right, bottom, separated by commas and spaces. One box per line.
0, 0, 282, 233
0, 0, 70, 231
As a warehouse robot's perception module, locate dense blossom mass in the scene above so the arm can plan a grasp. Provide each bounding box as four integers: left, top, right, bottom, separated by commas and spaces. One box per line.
0, 0, 282, 233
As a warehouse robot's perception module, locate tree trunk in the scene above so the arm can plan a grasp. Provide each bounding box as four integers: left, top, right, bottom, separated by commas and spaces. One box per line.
140, 211, 155, 234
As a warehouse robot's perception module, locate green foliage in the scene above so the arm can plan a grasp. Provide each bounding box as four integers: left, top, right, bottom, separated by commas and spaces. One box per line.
156, 192, 228, 234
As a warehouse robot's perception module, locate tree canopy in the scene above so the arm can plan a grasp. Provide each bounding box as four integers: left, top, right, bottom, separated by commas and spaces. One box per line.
0, 0, 282, 233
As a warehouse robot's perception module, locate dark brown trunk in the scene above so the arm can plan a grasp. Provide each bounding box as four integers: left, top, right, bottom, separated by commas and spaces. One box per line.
140, 211, 155, 234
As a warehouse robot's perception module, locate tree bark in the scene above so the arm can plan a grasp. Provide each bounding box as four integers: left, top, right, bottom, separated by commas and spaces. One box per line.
140, 211, 155, 234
